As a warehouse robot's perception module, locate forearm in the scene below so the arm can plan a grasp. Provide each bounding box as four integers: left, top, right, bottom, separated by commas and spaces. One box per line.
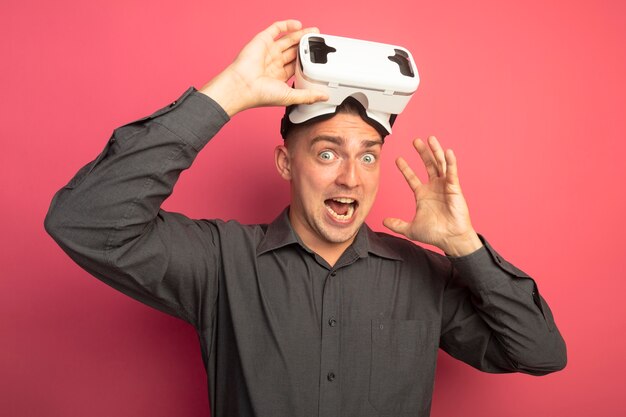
441, 230, 483, 257
442, 237, 567, 375
45, 87, 228, 269
198, 69, 252, 117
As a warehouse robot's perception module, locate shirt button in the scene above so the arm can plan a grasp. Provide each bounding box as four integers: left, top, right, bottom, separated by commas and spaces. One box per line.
327, 372, 336, 382
330, 271, 337, 277
328, 317, 337, 327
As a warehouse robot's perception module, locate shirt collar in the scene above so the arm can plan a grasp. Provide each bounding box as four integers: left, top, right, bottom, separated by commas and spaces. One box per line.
256, 207, 301, 255
257, 207, 403, 261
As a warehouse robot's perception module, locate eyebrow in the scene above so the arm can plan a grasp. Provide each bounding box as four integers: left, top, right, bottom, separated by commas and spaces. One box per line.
309, 135, 383, 149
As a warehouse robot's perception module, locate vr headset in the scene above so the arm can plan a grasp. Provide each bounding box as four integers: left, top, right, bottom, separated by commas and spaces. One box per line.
281, 33, 420, 139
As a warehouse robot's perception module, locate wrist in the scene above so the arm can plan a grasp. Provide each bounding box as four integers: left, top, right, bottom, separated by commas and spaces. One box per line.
198, 69, 250, 117
441, 231, 483, 257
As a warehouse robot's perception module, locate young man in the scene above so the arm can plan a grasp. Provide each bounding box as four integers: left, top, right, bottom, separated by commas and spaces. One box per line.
45, 20, 566, 417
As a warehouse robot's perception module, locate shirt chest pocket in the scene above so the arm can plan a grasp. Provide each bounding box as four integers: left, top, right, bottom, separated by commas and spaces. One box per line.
368, 319, 438, 415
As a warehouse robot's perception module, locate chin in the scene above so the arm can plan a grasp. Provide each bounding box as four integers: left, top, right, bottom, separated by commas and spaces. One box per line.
318, 219, 364, 244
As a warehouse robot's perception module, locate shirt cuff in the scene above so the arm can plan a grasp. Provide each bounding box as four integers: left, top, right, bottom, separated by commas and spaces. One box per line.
447, 234, 531, 292
144, 87, 230, 152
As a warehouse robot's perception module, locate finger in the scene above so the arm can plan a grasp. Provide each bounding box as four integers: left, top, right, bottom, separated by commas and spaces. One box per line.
282, 44, 298, 66
283, 60, 306, 81
445, 148, 460, 187
428, 136, 447, 177
263, 20, 303, 40
283, 60, 297, 80
284, 88, 329, 105
276, 27, 319, 52
396, 157, 423, 191
383, 217, 410, 236
413, 139, 439, 181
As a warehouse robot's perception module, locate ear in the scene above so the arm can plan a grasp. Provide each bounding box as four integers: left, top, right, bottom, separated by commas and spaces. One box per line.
274, 144, 292, 180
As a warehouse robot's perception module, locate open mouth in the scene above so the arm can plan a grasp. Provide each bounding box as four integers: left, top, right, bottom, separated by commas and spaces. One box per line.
324, 197, 358, 221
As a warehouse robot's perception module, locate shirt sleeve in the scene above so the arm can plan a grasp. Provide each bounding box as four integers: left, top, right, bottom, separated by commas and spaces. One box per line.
439, 235, 567, 375
44, 87, 230, 330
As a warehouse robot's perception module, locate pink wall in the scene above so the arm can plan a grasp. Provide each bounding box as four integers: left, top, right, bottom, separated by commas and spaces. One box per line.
2, 0, 624, 416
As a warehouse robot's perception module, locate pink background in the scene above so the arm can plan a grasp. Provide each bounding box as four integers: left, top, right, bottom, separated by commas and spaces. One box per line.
2, 0, 625, 416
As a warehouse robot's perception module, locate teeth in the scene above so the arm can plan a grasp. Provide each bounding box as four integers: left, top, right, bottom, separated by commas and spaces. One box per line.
326, 203, 355, 220
333, 197, 355, 204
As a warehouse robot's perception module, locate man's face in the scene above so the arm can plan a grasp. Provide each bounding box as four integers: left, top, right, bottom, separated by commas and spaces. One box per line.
276, 112, 383, 252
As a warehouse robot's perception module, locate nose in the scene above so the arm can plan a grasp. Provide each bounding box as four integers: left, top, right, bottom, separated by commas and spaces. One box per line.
336, 159, 360, 188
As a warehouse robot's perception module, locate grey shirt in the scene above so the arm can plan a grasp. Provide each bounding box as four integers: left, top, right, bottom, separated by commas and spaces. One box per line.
45, 87, 566, 417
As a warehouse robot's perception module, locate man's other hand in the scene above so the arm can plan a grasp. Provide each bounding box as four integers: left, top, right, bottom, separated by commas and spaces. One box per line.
199, 19, 329, 117
383, 136, 483, 257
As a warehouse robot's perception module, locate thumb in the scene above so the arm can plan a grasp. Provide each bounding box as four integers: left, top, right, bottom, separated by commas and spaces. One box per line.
284, 88, 328, 106
383, 217, 411, 237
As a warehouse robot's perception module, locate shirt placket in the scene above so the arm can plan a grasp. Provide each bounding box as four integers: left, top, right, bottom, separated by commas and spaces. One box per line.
318, 251, 360, 417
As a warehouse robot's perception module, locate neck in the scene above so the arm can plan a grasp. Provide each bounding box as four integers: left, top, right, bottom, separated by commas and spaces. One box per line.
307, 239, 353, 268
288, 211, 356, 268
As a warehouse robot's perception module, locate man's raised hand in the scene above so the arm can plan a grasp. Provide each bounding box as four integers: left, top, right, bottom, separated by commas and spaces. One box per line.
383, 136, 483, 257
199, 20, 328, 117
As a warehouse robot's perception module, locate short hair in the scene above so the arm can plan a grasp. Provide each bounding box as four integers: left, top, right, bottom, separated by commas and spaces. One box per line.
281, 97, 388, 144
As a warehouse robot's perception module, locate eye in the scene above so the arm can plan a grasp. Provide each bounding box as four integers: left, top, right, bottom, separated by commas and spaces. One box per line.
319, 150, 336, 161
361, 153, 376, 164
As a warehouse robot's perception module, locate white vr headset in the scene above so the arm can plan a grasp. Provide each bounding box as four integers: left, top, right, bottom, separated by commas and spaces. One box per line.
281, 33, 420, 139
